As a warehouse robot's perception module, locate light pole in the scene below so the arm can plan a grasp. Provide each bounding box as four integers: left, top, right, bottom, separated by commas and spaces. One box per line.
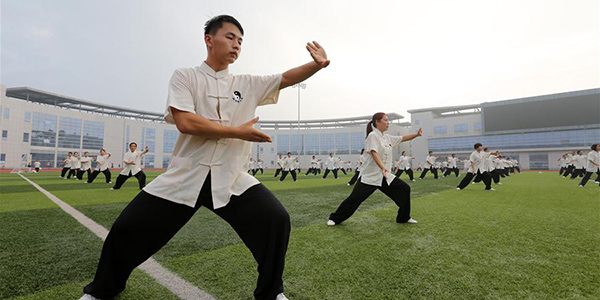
292, 83, 306, 156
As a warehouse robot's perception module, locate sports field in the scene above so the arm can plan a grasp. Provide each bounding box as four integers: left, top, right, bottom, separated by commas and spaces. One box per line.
1, 170, 598, 300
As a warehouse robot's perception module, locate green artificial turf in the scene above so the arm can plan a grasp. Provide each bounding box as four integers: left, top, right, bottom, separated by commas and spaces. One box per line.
1, 171, 598, 299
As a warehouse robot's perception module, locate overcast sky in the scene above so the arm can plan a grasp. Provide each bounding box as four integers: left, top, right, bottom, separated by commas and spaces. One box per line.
1, 0, 598, 122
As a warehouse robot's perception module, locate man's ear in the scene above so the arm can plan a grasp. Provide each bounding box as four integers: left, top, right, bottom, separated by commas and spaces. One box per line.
204, 35, 213, 49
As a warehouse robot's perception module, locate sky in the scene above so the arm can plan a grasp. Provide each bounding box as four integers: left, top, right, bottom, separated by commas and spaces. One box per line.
1, 0, 598, 123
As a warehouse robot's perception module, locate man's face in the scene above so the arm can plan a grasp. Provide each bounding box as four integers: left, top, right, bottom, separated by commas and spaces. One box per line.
130, 144, 137, 152
476, 146, 482, 152
206, 22, 243, 65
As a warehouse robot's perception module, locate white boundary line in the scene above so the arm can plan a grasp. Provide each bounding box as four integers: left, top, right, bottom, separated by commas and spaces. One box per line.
18, 174, 217, 300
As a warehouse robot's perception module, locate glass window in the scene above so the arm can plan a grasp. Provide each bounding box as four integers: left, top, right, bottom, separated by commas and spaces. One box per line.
31, 150, 55, 168
163, 130, 179, 153
474, 122, 482, 131
290, 134, 303, 155
277, 134, 289, 155
320, 133, 334, 155
270, 147, 274, 153
415, 120, 420, 125
454, 124, 468, 133
58, 117, 82, 149
162, 157, 171, 168
1, 130, 7, 139
351, 132, 364, 154
23, 132, 29, 142
31, 113, 57, 147
3, 108, 9, 119
259, 147, 264, 153
83, 120, 104, 149
434, 126, 447, 134
304, 134, 319, 156
0, 153, 5, 163
335, 133, 350, 154
529, 154, 548, 170
143, 155, 155, 168
141, 127, 156, 153
24, 112, 31, 122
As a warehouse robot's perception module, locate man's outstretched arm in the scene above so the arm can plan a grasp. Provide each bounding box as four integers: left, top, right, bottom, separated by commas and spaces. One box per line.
280, 41, 330, 89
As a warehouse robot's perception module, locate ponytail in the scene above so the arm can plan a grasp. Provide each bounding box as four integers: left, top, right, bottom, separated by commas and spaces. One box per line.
366, 112, 386, 138
365, 121, 374, 138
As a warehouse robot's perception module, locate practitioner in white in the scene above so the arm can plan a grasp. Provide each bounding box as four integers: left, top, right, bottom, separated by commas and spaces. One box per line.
274, 155, 284, 178
569, 151, 586, 179
578, 144, 600, 187
395, 151, 415, 181
348, 149, 365, 186
419, 151, 439, 179
256, 159, 264, 175
279, 152, 297, 182
60, 152, 72, 178
78, 152, 93, 181
87, 149, 112, 184
68, 152, 81, 180
328, 113, 422, 226
111, 142, 149, 190
456, 143, 498, 191
443, 154, 460, 177
322, 152, 338, 179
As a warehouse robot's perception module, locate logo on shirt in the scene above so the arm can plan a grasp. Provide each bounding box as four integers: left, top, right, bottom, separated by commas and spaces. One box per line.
232, 91, 243, 103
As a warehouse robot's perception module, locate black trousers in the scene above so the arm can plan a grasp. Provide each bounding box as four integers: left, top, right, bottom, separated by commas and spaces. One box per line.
322, 169, 338, 179
339, 168, 347, 175
559, 167, 565, 175
305, 168, 313, 175
252, 168, 258, 176
77, 169, 92, 180
419, 167, 438, 179
491, 169, 501, 184
395, 169, 414, 180
88, 169, 112, 183
280, 170, 297, 181
329, 177, 411, 224
563, 165, 575, 177
60, 167, 70, 177
443, 167, 459, 177
112, 171, 146, 190
457, 170, 492, 190
348, 171, 360, 185
67, 168, 78, 179
83, 173, 290, 300
570, 168, 585, 179
274, 168, 282, 177
579, 171, 596, 186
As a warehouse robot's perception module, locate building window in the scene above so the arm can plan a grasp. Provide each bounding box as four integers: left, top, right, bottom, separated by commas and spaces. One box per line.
434, 126, 447, 134
143, 155, 155, 168
270, 147, 274, 153
474, 122, 482, 131
319, 133, 334, 155
1, 130, 7, 139
454, 124, 468, 133
31, 151, 55, 168
141, 128, 156, 153
259, 147, 264, 153
3, 108, 9, 119
24, 112, 31, 122
351, 132, 364, 154
163, 130, 179, 153
125, 125, 130, 152
58, 116, 82, 149
162, 157, 171, 168
335, 133, 350, 155
304, 134, 319, 156
529, 154, 548, 170
0, 153, 5, 163
415, 120, 420, 125
83, 120, 104, 149
277, 134, 290, 155
32, 113, 57, 147
23, 132, 29, 142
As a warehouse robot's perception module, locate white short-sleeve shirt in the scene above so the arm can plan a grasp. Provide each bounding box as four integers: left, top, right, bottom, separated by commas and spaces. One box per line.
360, 128, 403, 186
71, 156, 81, 169
143, 63, 282, 209
63, 157, 72, 168
80, 157, 92, 171
121, 151, 146, 175
96, 154, 111, 171
586, 151, 599, 172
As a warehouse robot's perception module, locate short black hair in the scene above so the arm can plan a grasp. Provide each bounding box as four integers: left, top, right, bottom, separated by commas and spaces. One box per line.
129, 142, 137, 147
592, 144, 599, 150
483, 147, 489, 151
68, 152, 72, 154
204, 15, 244, 36
428, 151, 433, 154
474, 143, 482, 149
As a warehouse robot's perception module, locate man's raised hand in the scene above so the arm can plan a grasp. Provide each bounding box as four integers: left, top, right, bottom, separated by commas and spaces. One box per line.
306, 41, 330, 68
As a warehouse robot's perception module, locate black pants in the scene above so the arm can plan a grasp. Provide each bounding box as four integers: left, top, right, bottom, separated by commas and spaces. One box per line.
579, 171, 596, 187
491, 169, 501, 184
323, 169, 338, 179
112, 171, 146, 190
339, 168, 347, 175
258, 168, 264, 174
77, 169, 92, 180
274, 168, 282, 177
348, 171, 360, 185
457, 170, 492, 190
83, 173, 290, 300
252, 169, 258, 176
329, 177, 411, 224
88, 169, 112, 183
559, 167, 565, 175
395, 169, 414, 180
67, 168, 78, 179
305, 168, 314, 175
419, 167, 438, 179
570, 168, 585, 179
60, 167, 70, 177
443, 167, 459, 177
280, 170, 297, 182
563, 165, 575, 177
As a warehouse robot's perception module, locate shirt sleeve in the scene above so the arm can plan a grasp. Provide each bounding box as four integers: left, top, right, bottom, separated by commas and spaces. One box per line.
365, 133, 378, 154
389, 135, 403, 148
249, 74, 282, 107
164, 69, 196, 124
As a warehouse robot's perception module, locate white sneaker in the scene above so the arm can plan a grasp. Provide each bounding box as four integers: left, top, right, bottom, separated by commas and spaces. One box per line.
78, 294, 99, 300
407, 218, 418, 224
578, 185, 583, 188
456, 187, 461, 190
497, 182, 502, 185
326, 220, 336, 226
276, 293, 289, 300
411, 179, 416, 182
110, 187, 115, 190
472, 182, 477, 184
489, 188, 496, 191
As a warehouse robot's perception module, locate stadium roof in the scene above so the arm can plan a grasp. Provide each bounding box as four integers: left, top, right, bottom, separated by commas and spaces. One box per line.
4, 86, 406, 128
6, 86, 164, 122
258, 113, 406, 130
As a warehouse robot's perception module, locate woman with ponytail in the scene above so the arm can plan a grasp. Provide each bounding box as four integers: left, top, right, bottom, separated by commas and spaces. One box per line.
327, 112, 423, 226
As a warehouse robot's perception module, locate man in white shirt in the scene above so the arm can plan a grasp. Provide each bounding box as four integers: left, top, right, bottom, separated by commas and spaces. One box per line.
274, 155, 284, 178
81, 15, 329, 300
348, 149, 365, 185
78, 152, 93, 181
68, 152, 81, 179
418, 151, 439, 179
33, 160, 41, 173
110, 142, 149, 190
87, 149, 112, 184
443, 153, 460, 177
569, 150, 586, 179
457, 143, 497, 191
337, 157, 347, 175
279, 152, 297, 182
256, 159, 264, 175
323, 152, 338, 179
578, 144, 600, 187
305, 155, 318, 175
394, 151, 415, 181
563, 151, 576, 178
60, 152, 72, 178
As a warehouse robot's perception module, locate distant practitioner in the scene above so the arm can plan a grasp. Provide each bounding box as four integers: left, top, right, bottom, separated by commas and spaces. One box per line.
33, 160, 41, 173
395, 151, 415, 182
68, 152, 81, 179
348, 149, 365, 186
578, 144, 600, 187
457, 143, 498, 191
323, 152, 338, 179
443, 153, 460, 177
419, 151, 438, 179
274, 155, 284, 177
78, 152, 93, 180
111, 142, 149, 190
60, 152, 72, 178
87, 149, 112, 184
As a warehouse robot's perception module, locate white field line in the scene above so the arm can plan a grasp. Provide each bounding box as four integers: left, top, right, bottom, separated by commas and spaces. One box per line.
18, 174, 217, 300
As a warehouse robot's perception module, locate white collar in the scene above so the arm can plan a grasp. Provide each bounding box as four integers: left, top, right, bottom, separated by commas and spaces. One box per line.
373, 127, 384, 137
199, 61, 229, 79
